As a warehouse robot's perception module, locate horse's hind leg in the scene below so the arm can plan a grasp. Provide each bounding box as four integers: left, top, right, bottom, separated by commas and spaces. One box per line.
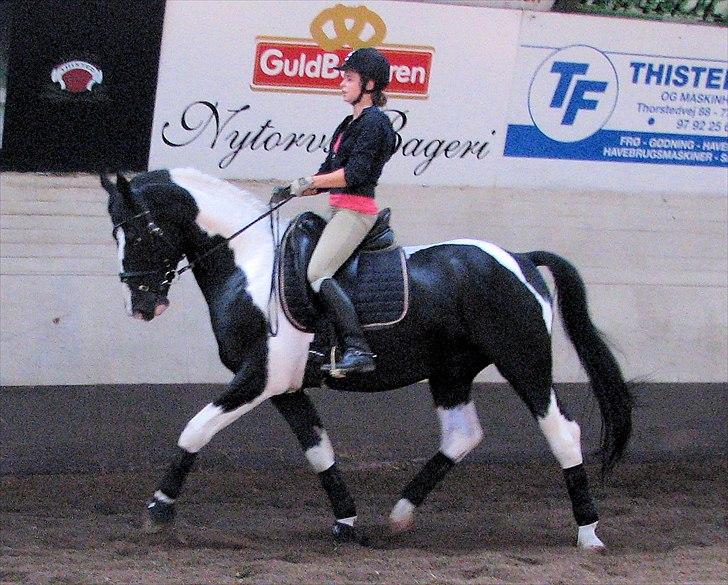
537, 387, 604, 550
389, 378, 483, 533
270, 391, 367, 544
498, 357, 604, 550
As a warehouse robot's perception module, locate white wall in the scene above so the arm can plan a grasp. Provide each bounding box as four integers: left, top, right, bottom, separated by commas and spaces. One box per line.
1, 173, 725, 385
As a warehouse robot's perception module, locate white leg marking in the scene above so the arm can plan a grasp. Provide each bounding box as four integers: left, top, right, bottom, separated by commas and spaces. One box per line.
304, 428, 335, 473
153, 490, 175, 504
177, 399, 264, 453
116, 229, 132, 315
389, 498, 416, 533
404, 240, 553, 332
577, 521, 605, 551
537, 390, 583, 469
337, 516, 356, 527
438, 402, 484, 463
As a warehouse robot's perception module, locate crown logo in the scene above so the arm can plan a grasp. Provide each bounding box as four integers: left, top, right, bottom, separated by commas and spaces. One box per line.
309, 4, 387, 51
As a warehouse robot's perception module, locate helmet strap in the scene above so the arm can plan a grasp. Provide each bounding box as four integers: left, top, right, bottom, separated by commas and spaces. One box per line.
352, 78, 375, 106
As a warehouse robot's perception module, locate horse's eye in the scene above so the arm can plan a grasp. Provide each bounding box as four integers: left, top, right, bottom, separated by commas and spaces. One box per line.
138, 285, 149, 292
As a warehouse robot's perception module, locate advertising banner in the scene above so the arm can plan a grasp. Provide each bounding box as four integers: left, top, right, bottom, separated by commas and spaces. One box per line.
149, 1, 520, 185
501, 12, 727, 192
1, 0, 165, 172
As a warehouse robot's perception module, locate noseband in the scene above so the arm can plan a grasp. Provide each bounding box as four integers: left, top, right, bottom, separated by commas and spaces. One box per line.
114, 210, 180, 296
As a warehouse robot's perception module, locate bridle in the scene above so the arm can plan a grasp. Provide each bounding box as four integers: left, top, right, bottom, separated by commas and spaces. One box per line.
113, 209, 180, 297
113, 195, 293, 297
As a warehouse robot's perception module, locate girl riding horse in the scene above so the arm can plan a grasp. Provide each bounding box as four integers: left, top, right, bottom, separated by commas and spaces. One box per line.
273, 47, 397, 376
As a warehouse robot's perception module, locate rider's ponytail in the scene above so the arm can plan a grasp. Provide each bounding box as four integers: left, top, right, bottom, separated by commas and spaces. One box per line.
372, 90, 387, 107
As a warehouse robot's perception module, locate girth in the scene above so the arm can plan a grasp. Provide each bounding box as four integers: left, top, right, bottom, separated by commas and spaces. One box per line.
277, 209, 409, 333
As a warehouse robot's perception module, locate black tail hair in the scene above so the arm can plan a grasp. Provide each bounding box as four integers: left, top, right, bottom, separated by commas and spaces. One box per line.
528, 250, 633, 476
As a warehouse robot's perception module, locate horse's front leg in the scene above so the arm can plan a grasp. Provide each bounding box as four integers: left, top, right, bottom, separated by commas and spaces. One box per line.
390, 380, 483, 533
271, 391, 367, 545
145, 349, 269, 532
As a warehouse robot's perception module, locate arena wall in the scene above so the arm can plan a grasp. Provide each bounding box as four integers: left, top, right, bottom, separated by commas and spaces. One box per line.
0, 1, 726, 477
1, 173, 725, 385
1, 382, 725, 474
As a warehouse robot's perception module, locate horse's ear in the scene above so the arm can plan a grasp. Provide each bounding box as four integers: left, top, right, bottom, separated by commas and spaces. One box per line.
101, 171, 136, 215
100, 171, 132, 200
99, 171, 115, 196
115, 173, 133, 202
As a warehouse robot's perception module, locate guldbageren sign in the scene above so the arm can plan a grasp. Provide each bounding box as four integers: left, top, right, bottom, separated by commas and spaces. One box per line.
150, 1, 521, 185
251, 4, 433, 99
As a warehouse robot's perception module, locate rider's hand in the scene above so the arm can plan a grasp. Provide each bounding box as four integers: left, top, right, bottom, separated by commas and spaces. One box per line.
269, 185, 292, 205
289, 176, 315, 197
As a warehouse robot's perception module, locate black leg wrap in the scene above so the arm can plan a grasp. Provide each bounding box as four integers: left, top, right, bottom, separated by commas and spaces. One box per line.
564, 463, 599, 526
158, 448, 197, 500
332, 521, 370, 546
318, 464, 356, 520
402, 452, 455, 507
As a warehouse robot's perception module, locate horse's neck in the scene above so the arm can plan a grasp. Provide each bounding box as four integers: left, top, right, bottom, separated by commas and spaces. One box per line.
171, 170, 281, 314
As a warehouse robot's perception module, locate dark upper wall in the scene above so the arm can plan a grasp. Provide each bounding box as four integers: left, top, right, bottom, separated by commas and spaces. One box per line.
0, 0, 165, 172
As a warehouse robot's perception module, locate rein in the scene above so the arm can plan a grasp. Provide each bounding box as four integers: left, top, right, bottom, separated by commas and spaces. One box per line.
177, 196, 292, 276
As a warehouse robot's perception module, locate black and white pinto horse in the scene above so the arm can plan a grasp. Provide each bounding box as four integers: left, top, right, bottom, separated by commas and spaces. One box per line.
103, 168, 632, 550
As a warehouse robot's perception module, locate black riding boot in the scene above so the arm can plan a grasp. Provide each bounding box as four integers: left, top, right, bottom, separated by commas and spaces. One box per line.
318, 278, 375, 376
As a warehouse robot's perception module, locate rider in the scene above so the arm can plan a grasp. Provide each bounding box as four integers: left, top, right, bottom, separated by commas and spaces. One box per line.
275, 47, 396, 375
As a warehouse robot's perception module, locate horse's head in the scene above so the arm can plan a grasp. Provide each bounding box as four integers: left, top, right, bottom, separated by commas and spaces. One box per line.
102, 172, 187, 321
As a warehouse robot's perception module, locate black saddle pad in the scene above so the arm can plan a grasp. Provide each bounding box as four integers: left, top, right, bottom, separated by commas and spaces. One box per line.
277, 210, 409, 333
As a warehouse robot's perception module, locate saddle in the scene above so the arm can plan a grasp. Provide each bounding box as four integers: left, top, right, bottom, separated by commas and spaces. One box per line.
277, 208, 409, 334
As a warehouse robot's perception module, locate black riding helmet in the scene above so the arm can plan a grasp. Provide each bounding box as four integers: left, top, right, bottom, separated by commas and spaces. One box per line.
336, 47, 391, 94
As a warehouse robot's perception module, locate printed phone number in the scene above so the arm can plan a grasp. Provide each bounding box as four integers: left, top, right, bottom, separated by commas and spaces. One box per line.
676, 119, 728, 132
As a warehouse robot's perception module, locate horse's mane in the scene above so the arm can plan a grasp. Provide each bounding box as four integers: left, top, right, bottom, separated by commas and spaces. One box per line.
170, 168, 269, 216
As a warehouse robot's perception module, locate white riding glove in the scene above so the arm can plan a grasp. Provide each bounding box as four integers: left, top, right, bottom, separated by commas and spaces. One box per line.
289, 176, 314, 197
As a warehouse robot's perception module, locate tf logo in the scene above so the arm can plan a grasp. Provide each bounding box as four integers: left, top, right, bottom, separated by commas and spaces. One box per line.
528, 45, 618, 142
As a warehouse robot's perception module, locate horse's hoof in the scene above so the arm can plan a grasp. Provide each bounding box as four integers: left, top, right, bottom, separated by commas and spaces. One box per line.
143, 516, 170, 535
389, 498, 416, 533
139, 519, 187, 544
577, 521, 606, 551
332, 522, 369, 546
145, 496, 176, 532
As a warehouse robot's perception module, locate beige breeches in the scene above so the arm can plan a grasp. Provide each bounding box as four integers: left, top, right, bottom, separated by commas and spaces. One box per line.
307, 207, 378, 292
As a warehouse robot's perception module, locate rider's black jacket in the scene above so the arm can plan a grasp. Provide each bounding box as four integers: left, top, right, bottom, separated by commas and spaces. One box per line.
317, 106, 396, 199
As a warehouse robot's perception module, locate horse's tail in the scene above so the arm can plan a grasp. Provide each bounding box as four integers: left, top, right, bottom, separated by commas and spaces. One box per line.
526, 250, 633, 477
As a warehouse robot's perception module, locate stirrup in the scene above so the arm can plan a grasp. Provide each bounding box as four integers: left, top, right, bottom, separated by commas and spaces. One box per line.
322, 347, 375, 378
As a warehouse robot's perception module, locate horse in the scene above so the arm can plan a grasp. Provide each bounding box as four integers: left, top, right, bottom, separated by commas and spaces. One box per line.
102, 167, 633, 550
